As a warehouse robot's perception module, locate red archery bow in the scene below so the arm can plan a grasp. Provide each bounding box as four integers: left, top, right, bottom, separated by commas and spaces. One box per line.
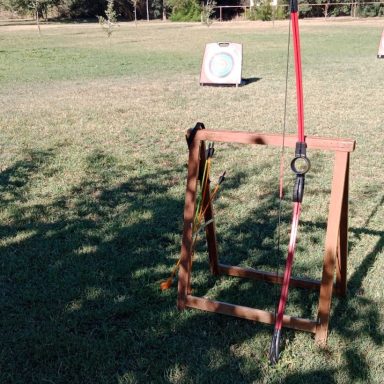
269, 0, 311, 364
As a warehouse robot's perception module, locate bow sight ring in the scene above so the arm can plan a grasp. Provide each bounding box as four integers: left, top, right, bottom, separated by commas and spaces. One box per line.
291, 155, 311, 175
290, 142, 311, 175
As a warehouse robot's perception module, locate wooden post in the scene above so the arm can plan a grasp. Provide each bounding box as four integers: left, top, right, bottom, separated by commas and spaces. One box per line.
315, 151, 350, 344
177, 135, 200, 309
336, 154, 349, 297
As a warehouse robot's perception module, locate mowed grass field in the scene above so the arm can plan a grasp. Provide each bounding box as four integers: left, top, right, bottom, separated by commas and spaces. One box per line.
0, 18, 383, 383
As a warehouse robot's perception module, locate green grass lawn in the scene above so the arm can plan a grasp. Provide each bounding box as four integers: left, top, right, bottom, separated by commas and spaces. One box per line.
0, 18, 383, 383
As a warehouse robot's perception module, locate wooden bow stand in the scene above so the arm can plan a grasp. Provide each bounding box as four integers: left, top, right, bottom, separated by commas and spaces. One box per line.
177, 129, 355, 345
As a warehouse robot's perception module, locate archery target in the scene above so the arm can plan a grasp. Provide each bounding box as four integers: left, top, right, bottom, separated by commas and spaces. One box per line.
378, 30, 384, 58
209, 53, 234, 78
200, 42, 242, 85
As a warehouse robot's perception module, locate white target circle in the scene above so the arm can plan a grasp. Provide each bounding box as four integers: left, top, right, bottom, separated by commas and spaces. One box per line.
209, 53, 234, 78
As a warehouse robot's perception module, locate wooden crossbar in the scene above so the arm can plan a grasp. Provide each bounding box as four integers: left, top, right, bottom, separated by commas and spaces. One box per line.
195, 130, 356, 152
218, 264, 343, 296
186, 295, 318, 333
177, 130, 355, 345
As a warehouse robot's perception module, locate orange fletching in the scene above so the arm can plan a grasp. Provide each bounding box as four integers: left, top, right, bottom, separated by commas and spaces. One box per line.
160, 277, 173, 291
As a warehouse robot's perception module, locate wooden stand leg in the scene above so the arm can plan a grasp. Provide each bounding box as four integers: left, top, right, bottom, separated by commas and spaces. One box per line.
177, 137, 200, 310
315, 152, 349, 344
178, 139, 220, 308
336, 154, 349, 297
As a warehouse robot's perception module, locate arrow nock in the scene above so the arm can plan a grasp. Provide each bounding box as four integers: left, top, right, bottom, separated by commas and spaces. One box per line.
206, 142, 215, 159
218, 171, 226, 185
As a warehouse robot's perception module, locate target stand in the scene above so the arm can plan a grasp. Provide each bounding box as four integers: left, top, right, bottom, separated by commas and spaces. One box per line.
177, 128, 355, 345
378, 29, 384, 58
200, 42, 243, 87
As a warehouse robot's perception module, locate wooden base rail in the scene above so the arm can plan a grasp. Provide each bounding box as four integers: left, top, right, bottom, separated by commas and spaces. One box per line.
177, 129, 355, 345
185, 295, 318, 333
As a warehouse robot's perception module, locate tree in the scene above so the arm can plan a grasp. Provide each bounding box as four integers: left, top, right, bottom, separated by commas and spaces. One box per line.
2, 0, 60, 33
131, 0, 139, 23
162, 0, 167, 20
201, 0, 216, 26
98, 0, 118, 37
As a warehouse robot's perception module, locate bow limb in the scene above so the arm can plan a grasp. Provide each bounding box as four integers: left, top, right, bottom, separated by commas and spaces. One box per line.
269, 0, 310, 364
270, 202, 302, 364
291, 4, 304, 142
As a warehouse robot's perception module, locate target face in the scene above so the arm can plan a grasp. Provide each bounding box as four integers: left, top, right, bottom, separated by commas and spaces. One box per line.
200, 42, 242, 85
209, 53, 234, 78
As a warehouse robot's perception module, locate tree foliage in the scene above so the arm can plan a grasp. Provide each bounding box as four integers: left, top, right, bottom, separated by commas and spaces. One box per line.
98, 0, 117, 37
168, 0, 201, 21
1, 0, 383, 20
2, 0, 60, 17
201, 0, 216, 26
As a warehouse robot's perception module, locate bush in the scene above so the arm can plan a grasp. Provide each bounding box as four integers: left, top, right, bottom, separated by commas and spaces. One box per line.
169, 0, 201, 21
274, 5, 287, 19
246, 1, 286, 21
356, 3, 384, 17
247, 3, 272, 21
201, 0, 216, 26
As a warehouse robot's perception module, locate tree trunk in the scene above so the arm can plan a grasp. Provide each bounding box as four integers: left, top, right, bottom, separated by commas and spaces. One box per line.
163, 0, 167, 20
146, 0, 149, 21
35, 2, 41, 35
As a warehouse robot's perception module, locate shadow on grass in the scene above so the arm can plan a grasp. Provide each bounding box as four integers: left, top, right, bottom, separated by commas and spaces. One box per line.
1, 148, 382, 383
331, 220, 384, 382
1, 147, 265, 382
299, 196, 384, 382
282, 369, 337, 384
200, 77, 262, 88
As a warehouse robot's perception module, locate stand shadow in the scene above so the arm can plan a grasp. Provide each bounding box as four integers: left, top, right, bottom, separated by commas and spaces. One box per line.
1, 147, 382, 383
200, 77, 262, 88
